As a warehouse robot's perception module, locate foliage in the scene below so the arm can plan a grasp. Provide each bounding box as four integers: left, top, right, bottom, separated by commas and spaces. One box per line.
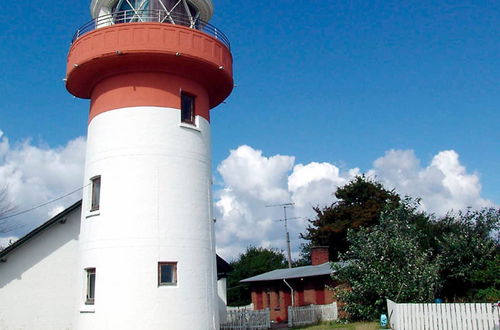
227, 246, 287, 306
293, 243, 312, 267
301, 176, 400, 261
333, 201, 440, 320
470, 253, 500, 301
434, 208, 499, 301
298, 175, 499, 317
333, 199, 500, 320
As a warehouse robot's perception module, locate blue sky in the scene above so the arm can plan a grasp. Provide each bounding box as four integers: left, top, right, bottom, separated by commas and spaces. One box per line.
214, 0, 500, 196
0, 0, 498, 258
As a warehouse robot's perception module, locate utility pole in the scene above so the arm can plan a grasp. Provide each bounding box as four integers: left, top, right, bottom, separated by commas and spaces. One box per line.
266, 203, 294, 268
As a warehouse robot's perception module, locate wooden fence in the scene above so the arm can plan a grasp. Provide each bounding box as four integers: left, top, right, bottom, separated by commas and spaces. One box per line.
221, 308, 271, 330
288, 302, 338, 327
387, 299, 500, 330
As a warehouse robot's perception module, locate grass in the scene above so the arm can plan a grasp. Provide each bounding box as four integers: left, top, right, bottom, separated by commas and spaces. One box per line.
291, 321, 380, 330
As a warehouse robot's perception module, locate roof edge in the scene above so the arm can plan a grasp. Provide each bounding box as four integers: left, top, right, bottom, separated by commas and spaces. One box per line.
240, 262, 335, 283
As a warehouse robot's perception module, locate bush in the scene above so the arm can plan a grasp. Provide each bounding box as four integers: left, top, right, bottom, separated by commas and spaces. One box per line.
333, 201, 440, 320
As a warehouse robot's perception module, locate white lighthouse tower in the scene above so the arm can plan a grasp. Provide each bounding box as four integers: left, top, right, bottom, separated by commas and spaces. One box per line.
65, 1, 233, 329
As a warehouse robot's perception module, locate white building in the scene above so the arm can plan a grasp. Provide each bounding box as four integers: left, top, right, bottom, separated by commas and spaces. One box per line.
0, 201, 231, 330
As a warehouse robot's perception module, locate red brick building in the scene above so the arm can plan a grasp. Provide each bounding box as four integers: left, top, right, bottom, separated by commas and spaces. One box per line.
240, 247, 340, 322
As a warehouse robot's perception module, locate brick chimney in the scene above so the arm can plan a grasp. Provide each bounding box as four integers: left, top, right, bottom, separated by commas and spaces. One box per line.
311, 246, 330, 265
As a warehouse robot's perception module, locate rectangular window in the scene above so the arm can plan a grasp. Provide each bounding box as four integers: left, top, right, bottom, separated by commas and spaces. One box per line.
86, 268, 96, 305
90, 176, 101, 211
158, 262, 177, 286
181, 92, 195, 124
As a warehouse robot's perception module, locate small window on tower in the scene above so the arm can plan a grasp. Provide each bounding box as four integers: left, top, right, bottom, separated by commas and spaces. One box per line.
90, 176, 101, 211
86, 268, 96, 305
181, 92, 195, 124
158, 262, 177, 286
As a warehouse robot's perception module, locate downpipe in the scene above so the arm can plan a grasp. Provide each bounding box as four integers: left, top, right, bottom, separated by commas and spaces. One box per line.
283, 279, 295, 307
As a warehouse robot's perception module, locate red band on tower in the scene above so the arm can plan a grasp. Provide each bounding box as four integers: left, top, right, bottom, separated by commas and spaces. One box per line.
66, 23, 233, 121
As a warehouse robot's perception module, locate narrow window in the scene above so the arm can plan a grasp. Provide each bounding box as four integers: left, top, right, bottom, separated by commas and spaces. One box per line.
158, 262, 177, 286
86, 268, 96, 305
90, 176, 101, 211
181, 92, 195, 124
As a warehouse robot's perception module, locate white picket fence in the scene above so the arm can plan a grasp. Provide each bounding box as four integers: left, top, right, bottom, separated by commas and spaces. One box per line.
221, 308, 271, 330
288, 302, 338, 327
387, 299, 500, 330
227, 303, 254, 312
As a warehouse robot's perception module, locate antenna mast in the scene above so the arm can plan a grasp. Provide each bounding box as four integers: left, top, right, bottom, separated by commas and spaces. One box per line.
266, 203, 294, 268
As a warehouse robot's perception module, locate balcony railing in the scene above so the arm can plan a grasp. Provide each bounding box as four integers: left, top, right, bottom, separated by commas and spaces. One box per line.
72, 9, 230, 49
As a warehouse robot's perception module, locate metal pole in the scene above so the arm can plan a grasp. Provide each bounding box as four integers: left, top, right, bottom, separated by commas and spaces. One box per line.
266, 203, 294, 268
283, 206, 292, 268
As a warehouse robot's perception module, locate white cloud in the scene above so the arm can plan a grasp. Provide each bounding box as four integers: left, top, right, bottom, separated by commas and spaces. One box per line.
0, 132, 494, 262
288, 162, 359, 212
214, 146, 496, 260
214, 146, 359, 260
217, 145, 294, 202
369, 149, 493, 215
0, 131, 86, 238
48, 205, 66, 218
0, 236, 17, 249
215, 146, 295, 261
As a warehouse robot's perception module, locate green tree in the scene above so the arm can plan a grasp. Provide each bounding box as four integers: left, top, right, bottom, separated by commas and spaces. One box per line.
227, 246, 287, 306
333, 200, 440, 321
301, 176, 400, 261
433, 208, 500, 301
470, 253, 500, 301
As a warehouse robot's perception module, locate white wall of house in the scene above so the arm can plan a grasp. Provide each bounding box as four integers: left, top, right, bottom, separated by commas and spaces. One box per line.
218, 277, 228, 323
0, 206, 81, 330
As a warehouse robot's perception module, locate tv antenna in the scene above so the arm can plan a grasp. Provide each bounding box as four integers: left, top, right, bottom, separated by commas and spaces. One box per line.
266, 202, 295, 268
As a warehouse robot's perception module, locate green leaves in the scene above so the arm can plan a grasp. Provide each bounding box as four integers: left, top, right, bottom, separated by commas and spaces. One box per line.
301, 175, 400, 261
436, 208, 500, 300
333, 202, 440, 320
332, 203, 499, 321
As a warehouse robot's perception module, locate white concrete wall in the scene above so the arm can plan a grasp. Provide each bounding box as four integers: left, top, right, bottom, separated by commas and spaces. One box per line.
77, 107, 218, 330
217, 278, 228, 323
0, 207, 81, 330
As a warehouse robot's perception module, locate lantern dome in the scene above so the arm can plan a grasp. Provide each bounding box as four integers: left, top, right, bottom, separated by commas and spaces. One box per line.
90, 0, 214, 23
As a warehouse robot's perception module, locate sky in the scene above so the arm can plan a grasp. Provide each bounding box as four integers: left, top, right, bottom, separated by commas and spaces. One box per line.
0, 0, 499, 260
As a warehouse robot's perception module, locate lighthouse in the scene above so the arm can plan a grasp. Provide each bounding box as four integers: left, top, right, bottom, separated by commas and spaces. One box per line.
65, 1, 233, 329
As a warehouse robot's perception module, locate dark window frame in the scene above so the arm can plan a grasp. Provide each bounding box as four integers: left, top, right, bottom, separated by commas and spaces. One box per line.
86, 268, 96, 305
90, 176, 101, 211
180, 91, 196, 125
158, 262, 178, 286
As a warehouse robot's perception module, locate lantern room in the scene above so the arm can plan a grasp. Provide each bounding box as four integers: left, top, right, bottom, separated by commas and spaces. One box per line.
90, 0, 214, 25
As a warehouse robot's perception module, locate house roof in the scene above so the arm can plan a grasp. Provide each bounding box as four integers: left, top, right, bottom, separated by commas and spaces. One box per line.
216, 255, 232, 275
240, 261, 345, 283
0, 200, 82, 260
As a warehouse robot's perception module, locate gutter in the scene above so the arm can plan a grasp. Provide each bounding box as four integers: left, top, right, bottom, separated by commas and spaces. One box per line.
283, 279, 295, 307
